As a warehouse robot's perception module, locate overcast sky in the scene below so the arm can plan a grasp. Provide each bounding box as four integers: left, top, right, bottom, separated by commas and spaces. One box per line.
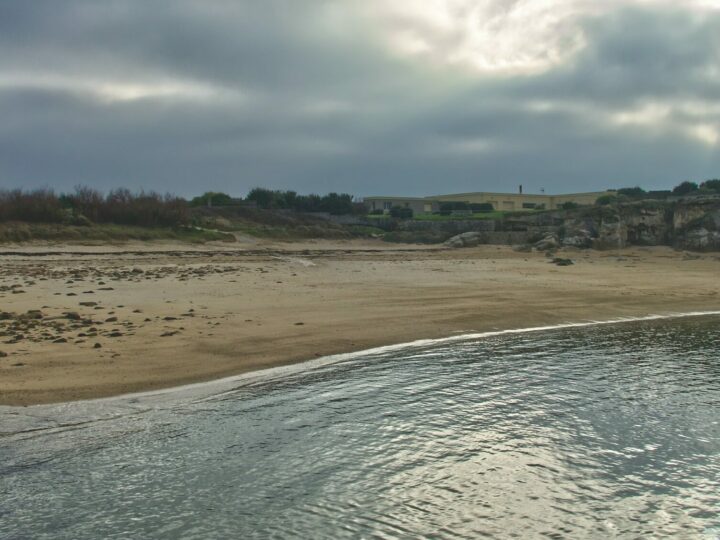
1, 0, 719, 198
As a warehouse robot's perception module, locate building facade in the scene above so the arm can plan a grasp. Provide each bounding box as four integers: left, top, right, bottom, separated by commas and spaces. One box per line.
364, 190, 613, 214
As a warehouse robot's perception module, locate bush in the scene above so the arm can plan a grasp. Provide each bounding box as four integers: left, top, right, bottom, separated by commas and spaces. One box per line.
190, 192, 234, 207
673, 181, 699, 195
560, 201, 579, 210
700, 179, 720, 193
1, 186, 190, 227
595, 194, 619, 206
616, 187, 646, 198
470, 202, 494, 213
0, 188, 65, 223
439, 201, 469, 215
246, 188, 356, 215
389, 206, 413, 219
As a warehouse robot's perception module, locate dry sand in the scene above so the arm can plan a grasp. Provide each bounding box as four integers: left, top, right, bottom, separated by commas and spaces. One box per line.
1, 239, 719, 406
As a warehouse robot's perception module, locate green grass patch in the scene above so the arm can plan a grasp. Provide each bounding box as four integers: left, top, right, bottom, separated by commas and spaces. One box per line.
410, 212, 509, 221
365, 211, 515, 221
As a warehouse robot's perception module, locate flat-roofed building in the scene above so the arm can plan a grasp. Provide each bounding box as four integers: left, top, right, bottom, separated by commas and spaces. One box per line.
364, 190, 613, 214
364, 196, 439, 214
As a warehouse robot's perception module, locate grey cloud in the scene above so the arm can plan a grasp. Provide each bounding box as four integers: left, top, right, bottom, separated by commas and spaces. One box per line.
0, 1, 719, 198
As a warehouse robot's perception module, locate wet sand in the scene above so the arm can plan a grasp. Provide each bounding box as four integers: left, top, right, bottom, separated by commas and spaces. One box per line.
1, 240, 719, 406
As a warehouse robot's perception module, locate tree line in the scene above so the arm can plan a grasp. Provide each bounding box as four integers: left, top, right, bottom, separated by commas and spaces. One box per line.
596, 179, 720, 205
0, 186, 364, 226
0, 187, 189, 227
190, 188, 363, 215
243, 188, 362, 215
2, 179, 718, 226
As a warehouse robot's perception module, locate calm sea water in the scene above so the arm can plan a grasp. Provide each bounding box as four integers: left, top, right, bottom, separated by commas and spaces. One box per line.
1, 315, 719, 539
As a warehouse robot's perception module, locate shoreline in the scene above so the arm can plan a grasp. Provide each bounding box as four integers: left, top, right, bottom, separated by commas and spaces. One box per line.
4, 310, 720, 411
1, 240, 719, 406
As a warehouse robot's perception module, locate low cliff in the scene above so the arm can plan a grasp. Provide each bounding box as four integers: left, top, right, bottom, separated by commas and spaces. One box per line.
500, 198, 720, 251
387, 197, 720, 251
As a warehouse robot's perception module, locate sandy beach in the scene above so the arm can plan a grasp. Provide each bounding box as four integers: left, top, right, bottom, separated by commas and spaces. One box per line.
1, 239, 719, 406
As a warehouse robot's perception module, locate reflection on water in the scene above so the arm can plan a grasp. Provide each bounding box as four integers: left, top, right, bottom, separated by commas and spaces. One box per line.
1, 316, 720, 539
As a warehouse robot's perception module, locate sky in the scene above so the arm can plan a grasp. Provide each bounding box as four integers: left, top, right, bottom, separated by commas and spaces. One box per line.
1, 0, 719, 198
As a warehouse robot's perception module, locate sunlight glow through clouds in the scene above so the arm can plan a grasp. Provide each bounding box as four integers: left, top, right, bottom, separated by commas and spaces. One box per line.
611, 102, 720, 147
0, 73, 238, 104
364, 0, 719, 75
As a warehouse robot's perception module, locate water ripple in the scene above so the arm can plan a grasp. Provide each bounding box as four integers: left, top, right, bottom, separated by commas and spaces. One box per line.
1, 315, 720, 539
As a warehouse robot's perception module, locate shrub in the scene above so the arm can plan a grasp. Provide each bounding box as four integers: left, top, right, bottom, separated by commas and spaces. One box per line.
595, 194, 619, 206
700, 179, 720, 193
1, 186, 190, 227
470, 202, 494, 213
190, 192, 234, 207
616, 187, 646, 198
439, 201, 469, 215
0, 188, 65, 223
672, 181, 699, 195
246, 188, 356, 215
389, 206, 413, 219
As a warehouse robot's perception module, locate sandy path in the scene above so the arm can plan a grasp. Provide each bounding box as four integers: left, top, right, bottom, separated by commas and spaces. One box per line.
1, 240, 719, 405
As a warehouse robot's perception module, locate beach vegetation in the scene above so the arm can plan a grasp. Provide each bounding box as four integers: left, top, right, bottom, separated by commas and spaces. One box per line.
596, 194, 620, 206
246, 188, 359, 215
190, 192, 234, 207
0, 186, 189, 228
673, 181, 699, 195
616, 187, 646, 198
0, 222, 234, 244
700, 179, 720, 193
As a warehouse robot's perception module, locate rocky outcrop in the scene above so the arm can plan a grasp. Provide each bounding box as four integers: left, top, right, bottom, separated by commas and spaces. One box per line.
444, 232, 483, 248
593, 215, 626, 250
683, 228, 720, 250
672, 200, 720, 251
398, 196, 720, 251
534, 233, 560, 251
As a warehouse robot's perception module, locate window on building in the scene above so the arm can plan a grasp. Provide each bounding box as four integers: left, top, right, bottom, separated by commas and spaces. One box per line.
384, 202, 392, 210
522, 203, 537, 209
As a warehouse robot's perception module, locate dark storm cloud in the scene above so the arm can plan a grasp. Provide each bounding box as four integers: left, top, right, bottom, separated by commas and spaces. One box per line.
0, 1, 718, 197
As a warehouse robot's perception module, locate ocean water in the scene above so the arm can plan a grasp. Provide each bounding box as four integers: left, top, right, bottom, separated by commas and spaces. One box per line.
1, 315, 719, 539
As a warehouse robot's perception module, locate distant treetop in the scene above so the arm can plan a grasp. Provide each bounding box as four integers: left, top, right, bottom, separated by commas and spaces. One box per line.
190, 192, 234, 207
672, 181, 699, 195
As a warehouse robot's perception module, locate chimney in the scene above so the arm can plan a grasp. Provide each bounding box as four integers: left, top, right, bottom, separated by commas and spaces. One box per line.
519, 184, 523, 195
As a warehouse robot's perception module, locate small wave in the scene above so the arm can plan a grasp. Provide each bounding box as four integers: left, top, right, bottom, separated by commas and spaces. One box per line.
2, 310, 719, 422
